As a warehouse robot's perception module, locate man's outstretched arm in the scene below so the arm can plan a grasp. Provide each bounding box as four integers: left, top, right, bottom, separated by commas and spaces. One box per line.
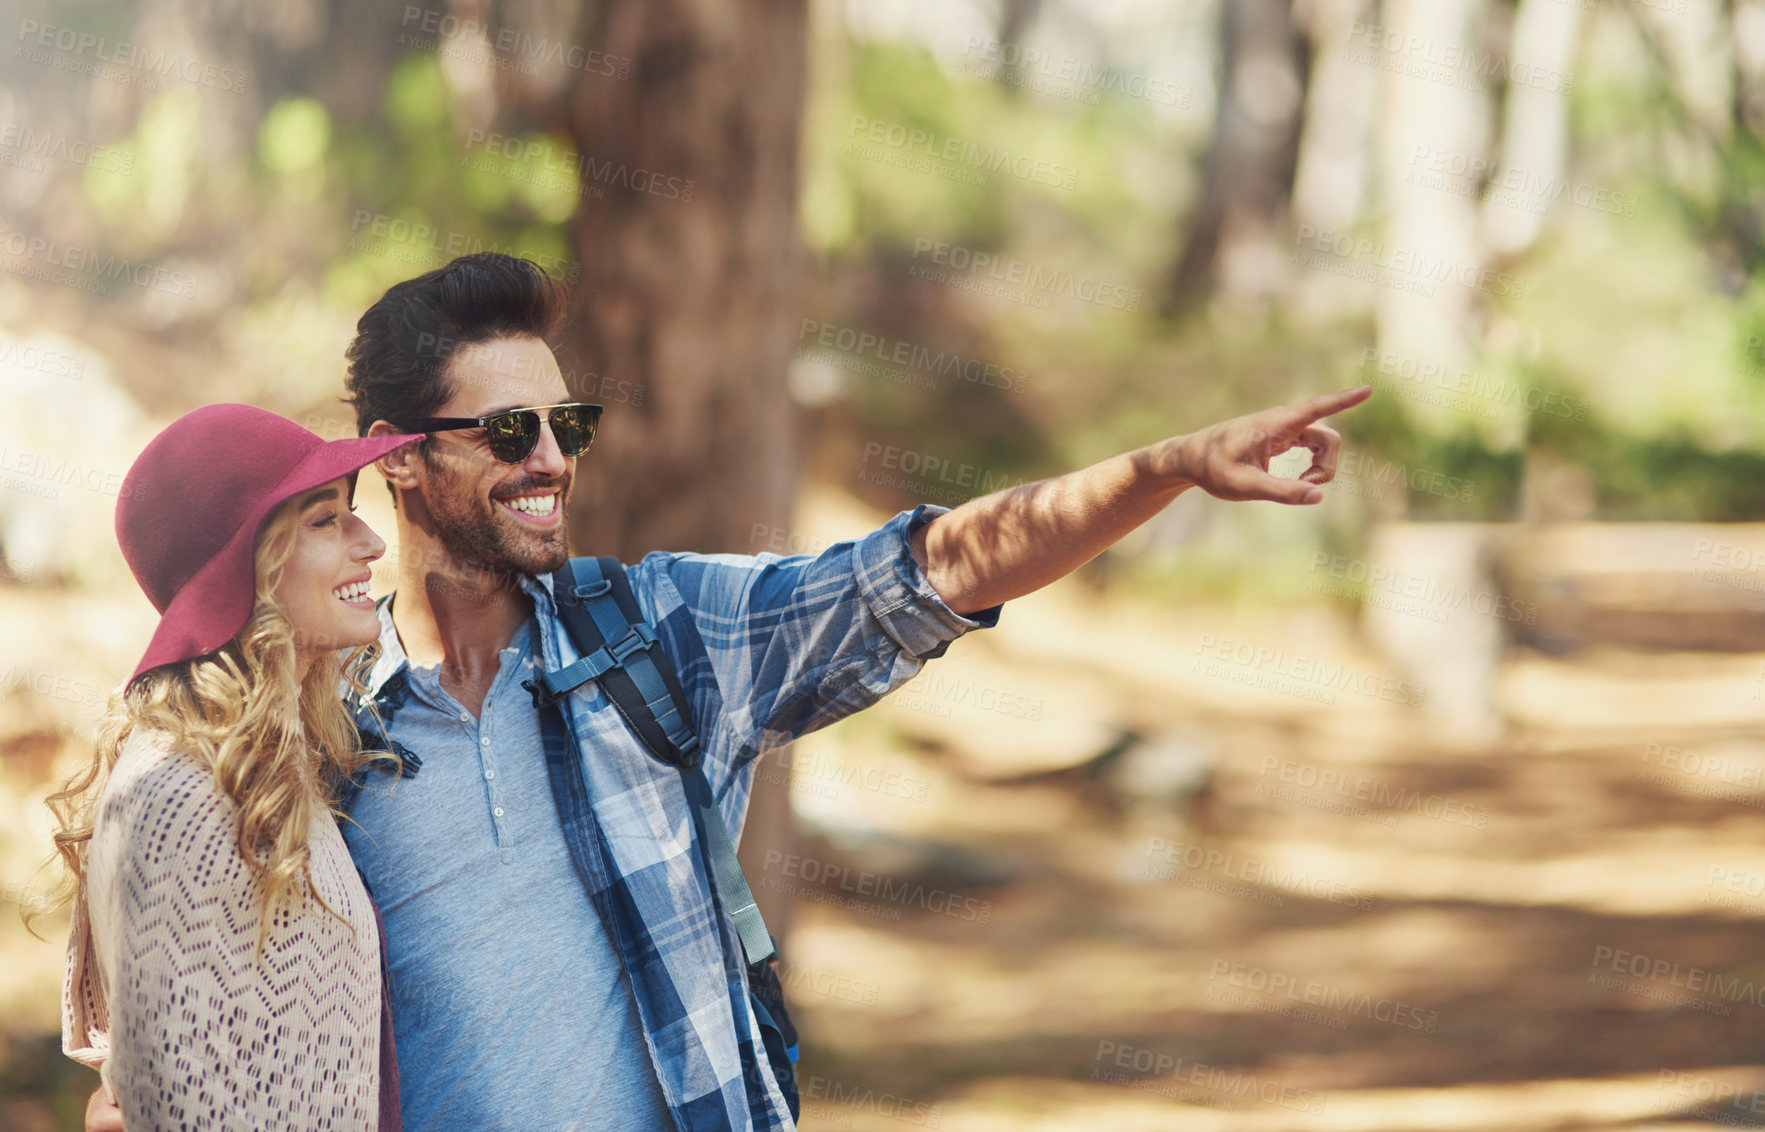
910, 386, 1374, 615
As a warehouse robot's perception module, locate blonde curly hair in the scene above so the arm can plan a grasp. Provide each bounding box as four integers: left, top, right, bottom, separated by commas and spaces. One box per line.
34, 494, 391, 958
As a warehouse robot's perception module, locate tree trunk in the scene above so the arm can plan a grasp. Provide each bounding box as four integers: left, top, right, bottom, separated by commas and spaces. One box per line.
1163, 0, 1310, 313
543, 0, 811, 939
552, 1, 808, 564
1372, 0, 1492, 425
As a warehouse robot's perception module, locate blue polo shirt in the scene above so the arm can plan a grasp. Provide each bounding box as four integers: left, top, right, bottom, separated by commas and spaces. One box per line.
343, 623, 672, 1130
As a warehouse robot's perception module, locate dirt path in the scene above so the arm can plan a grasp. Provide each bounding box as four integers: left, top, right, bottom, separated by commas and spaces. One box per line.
780, 587, 1765, 1131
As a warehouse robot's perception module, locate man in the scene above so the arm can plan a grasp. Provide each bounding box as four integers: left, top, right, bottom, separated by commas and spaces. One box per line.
85, 252, 1370, 1131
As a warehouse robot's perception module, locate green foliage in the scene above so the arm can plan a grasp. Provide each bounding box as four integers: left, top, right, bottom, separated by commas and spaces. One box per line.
82, 86, 202, 245
797, 16, 1765, 538
1335, 390, 1523, 520
801, 36, 1207, 501
1533, 414, 1765, 520
321, 54, 577, 310
258, 98, 331, 176
45, 4, 1765, 531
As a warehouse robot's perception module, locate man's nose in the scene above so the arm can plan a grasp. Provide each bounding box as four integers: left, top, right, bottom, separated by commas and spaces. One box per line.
524, 418, 570, 477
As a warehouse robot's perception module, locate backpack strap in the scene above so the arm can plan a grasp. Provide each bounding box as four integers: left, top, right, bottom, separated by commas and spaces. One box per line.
356, 668, 420, 770
529, 555, 776, 966
529, 561, 699, 764
333, 667, 421, 818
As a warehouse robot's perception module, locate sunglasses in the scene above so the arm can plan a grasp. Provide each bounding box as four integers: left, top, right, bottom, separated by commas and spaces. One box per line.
408, 402, 602, 464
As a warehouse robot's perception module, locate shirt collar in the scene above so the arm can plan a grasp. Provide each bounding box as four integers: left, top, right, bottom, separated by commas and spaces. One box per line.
363, 596, 408, 698
519, 567, 558, 612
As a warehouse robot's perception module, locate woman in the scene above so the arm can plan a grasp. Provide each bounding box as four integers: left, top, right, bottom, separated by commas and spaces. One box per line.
42, 404, 424, 1130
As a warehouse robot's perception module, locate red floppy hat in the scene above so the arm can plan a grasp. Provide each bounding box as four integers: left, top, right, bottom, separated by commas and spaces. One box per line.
117, 404, 424, 686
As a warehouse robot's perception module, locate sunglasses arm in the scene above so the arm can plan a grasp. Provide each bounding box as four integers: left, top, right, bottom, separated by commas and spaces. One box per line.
406, 417, 486, 432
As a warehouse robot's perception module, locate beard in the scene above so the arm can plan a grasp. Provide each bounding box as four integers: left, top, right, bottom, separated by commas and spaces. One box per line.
421, 450, 571, 580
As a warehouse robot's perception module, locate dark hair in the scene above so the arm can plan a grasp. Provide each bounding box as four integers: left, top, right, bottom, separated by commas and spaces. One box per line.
343, 252, 570, 439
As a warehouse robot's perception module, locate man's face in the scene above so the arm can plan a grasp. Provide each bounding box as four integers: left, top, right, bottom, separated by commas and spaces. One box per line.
414, 336, 575, 577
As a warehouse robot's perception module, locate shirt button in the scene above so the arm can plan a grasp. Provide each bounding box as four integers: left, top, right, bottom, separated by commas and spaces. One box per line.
459, 712, 470, 723
493, 807, 504, 817
481, 737, 491, 747
484, 769, 495, 780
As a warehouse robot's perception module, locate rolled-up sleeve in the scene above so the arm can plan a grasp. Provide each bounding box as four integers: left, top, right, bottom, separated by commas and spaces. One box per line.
631, 504, 1003, 802
853, 504, 1002, 660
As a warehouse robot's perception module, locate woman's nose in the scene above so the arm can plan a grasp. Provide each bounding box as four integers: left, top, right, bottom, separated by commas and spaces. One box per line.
350, 513, 387, 564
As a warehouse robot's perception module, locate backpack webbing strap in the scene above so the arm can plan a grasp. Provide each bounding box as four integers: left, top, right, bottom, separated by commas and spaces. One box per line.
532, 555, 776, 966
335, 666, 421, 819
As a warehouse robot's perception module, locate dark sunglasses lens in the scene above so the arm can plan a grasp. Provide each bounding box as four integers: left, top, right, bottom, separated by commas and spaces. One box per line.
484, 411, 540, 462
549, 405, 598, 456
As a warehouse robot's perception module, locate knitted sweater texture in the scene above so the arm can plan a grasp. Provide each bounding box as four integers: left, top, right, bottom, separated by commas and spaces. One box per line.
62, 729, 383, 1130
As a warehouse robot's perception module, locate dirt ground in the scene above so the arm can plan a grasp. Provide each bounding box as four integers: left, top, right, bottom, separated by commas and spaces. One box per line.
4, 539, 1764, 1131
772, 583, 1765, 1132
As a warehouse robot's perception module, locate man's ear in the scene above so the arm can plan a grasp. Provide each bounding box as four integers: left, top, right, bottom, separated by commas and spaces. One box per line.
367, 420, 422, 493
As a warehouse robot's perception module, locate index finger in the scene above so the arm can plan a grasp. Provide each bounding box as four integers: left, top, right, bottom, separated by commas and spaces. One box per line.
1274, 385, 1373, 432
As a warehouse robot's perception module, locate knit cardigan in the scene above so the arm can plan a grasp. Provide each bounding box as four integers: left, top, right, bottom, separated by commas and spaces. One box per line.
62, 729, 387, 1131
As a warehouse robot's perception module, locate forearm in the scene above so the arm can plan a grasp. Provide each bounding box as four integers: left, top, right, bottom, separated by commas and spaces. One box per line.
905, 385, 1372, 615
910, 440, 1191, 615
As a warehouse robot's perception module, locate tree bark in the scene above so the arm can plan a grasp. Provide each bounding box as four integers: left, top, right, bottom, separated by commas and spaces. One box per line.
549, 1, 808, 565
535, 0, 811, 939
1163, 0, 1310, 313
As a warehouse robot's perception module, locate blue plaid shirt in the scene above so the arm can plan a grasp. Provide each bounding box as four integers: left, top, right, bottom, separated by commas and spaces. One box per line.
350, 504, 1001, 1131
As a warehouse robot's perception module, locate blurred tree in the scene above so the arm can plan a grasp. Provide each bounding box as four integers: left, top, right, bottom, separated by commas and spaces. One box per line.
1162, 0, 1310, 313
987, 0, 1046, 97
1624, 0, 1762, 288
6, 0, 814, 948
499, 0, 810, 564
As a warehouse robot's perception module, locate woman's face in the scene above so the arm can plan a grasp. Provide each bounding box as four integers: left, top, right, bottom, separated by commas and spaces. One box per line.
272, 476, 387, 663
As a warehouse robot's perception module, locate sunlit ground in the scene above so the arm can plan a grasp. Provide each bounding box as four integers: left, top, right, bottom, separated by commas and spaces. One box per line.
774, 496, 1765, 1132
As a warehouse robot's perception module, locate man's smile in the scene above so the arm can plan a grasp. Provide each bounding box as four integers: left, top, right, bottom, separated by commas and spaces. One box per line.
496, 489, 562, 524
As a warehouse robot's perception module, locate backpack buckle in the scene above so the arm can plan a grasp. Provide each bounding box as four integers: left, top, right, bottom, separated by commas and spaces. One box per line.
608, 622, 657, 664
523, 678, 561, 710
